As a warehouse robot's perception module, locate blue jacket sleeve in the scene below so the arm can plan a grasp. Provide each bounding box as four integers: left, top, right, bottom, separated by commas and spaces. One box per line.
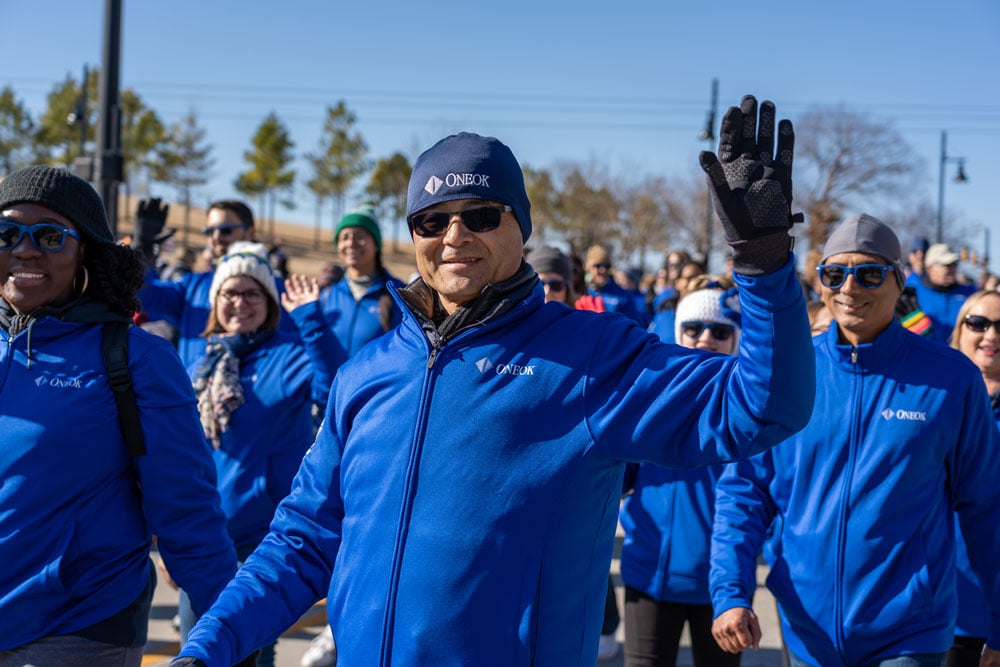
288, 300, 348, 406
137, 265, 189, 326
709, 453, 778, 617
178, 386, 345, 666
950, 378, 1000, 648
586, 256, 815, 467
128, 330, 238, 616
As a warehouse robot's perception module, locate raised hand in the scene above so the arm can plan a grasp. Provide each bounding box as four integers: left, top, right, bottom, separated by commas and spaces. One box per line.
133, 197, 171, 260
699, 95, 803, 275
281, 273, 320, 313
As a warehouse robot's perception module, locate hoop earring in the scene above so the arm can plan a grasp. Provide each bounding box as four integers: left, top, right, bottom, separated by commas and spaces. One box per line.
75, 266, 90, 295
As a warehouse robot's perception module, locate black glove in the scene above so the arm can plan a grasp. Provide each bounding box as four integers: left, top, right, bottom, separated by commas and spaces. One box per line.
699, 95, 804, 275
895, 285, 933, 336
133, 197, 171, 260
170, 651, 259, 667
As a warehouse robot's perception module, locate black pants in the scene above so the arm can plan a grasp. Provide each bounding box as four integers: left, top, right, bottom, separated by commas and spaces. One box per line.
623, 585, 740, 667
602, 575, 620, 635
946, 636, 985, 667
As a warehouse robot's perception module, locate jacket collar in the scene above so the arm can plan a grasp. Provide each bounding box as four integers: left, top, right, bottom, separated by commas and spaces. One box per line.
822, 316, 906, 368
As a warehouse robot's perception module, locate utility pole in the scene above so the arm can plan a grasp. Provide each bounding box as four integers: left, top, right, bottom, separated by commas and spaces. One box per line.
698, 79, 719, 267
68, 64, 93, 181
95, 0, 124, 236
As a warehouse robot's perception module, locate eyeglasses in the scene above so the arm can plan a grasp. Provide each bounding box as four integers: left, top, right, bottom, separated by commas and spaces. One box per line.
0, 220, 82, 253
407, 205, 512, 238
963, 314, 1000, 334
591, 263, 611, 271
681, 321, 735, 341
218, 288, 266, 305
541, 279, 567, 292
203, 223, 249, 236
816, 264, 894, 290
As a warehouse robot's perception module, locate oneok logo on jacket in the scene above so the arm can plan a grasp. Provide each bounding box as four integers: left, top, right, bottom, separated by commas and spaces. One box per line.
475, 356, 535, 377
424, 173, 491, 195
34, 374, 84, 389
880, 407, 927, 422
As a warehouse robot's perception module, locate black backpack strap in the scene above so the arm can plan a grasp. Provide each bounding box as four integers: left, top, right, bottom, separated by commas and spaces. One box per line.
102, 321, 147, 458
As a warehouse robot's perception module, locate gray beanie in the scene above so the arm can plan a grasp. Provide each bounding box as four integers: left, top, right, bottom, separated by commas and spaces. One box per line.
0, 165, 115, 245
406, 132, 532, 241
822, 213, 904, 287
527, 246, 572, 282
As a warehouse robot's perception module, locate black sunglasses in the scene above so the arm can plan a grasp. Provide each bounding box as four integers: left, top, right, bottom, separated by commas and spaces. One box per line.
964, 315, 1000, 334
816, 264, 894, 290
407, 205, 512, 238
681, 321, 735, 341
0, 220, 82, 253
203, 223, 249, 236
541, 279, 567, 291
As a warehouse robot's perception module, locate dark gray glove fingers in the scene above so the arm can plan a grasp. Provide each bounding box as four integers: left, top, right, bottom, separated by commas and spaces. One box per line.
738, 95, 758, 157
699, 152, 732, 201
757, 101, 776, 163
717, 106, 744, 162
776, 119, 795, 168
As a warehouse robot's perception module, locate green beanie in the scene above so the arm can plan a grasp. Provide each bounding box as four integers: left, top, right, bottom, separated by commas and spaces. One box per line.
335, 205, 381, 250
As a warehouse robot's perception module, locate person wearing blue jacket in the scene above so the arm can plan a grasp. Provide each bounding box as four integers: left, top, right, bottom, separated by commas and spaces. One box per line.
620, 285, 744, 667
137, 199, 296, 368
174, 242, 343, 666
294, 206, 404, 667
174, 95, 816, 667
0, 166, 238, 665
580, 243, 645, 324
710, 214, 1000, 667
948, 289, 1000, 666
304, 205, 403, 357
906, 242, 976, 345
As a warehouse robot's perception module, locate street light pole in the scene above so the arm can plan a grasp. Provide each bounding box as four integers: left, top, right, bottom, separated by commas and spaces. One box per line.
935, 130, 968, 244
698, 78, 718, 266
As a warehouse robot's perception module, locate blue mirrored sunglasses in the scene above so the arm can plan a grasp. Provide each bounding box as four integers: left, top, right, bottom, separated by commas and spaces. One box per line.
816, 263, 893, 290
0, 220, 82, 253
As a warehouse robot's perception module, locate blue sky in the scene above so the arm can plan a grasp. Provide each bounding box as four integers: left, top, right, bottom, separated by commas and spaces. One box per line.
4, 0, 999, 267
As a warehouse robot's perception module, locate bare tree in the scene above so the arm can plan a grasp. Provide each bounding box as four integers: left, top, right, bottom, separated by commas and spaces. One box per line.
617, 174, 674, 271
794, 105, 925, 250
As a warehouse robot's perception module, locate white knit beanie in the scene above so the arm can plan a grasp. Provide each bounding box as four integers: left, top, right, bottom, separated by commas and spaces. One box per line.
209, 241, 279, 307
674, 287, 742, 346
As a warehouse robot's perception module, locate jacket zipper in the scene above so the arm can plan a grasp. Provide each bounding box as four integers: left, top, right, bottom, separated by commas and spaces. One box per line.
834, 348, 862, 658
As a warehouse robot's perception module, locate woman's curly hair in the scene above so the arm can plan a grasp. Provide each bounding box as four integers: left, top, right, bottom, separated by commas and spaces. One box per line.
83, 243, 147, 317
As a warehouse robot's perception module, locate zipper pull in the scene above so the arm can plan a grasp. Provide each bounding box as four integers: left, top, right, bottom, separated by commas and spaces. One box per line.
427, 342, 440, 369
851, 346, 858, 364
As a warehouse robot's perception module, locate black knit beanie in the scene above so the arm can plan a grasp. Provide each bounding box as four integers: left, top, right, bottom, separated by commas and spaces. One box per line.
0, 165, 115, 245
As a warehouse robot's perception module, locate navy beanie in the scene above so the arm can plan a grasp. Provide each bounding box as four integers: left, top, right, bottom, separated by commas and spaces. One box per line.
0, 165, 115, 245
406, 132, 532, 241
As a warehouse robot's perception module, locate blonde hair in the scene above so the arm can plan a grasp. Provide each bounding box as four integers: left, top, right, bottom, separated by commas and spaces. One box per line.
950, 290, 1000, 350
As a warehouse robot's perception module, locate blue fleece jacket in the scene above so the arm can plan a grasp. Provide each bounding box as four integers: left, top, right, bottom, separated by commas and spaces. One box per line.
0, 316, 237, 650
588, 278, 644, 324
905, 274, 975, 344
189, 325, 343, 551
309, 272, 403, 358
180, 257, 814, 666
953, 397, 1000, 639
710, 319, 1000, 666
619, 462, 726, 604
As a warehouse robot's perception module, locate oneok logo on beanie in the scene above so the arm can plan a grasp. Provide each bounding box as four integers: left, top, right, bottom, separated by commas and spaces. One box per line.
424, 175, 443, 195
424, 173, 492, 196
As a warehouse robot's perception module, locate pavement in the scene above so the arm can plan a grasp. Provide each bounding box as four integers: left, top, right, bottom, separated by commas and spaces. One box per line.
142, 528, 786, 667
